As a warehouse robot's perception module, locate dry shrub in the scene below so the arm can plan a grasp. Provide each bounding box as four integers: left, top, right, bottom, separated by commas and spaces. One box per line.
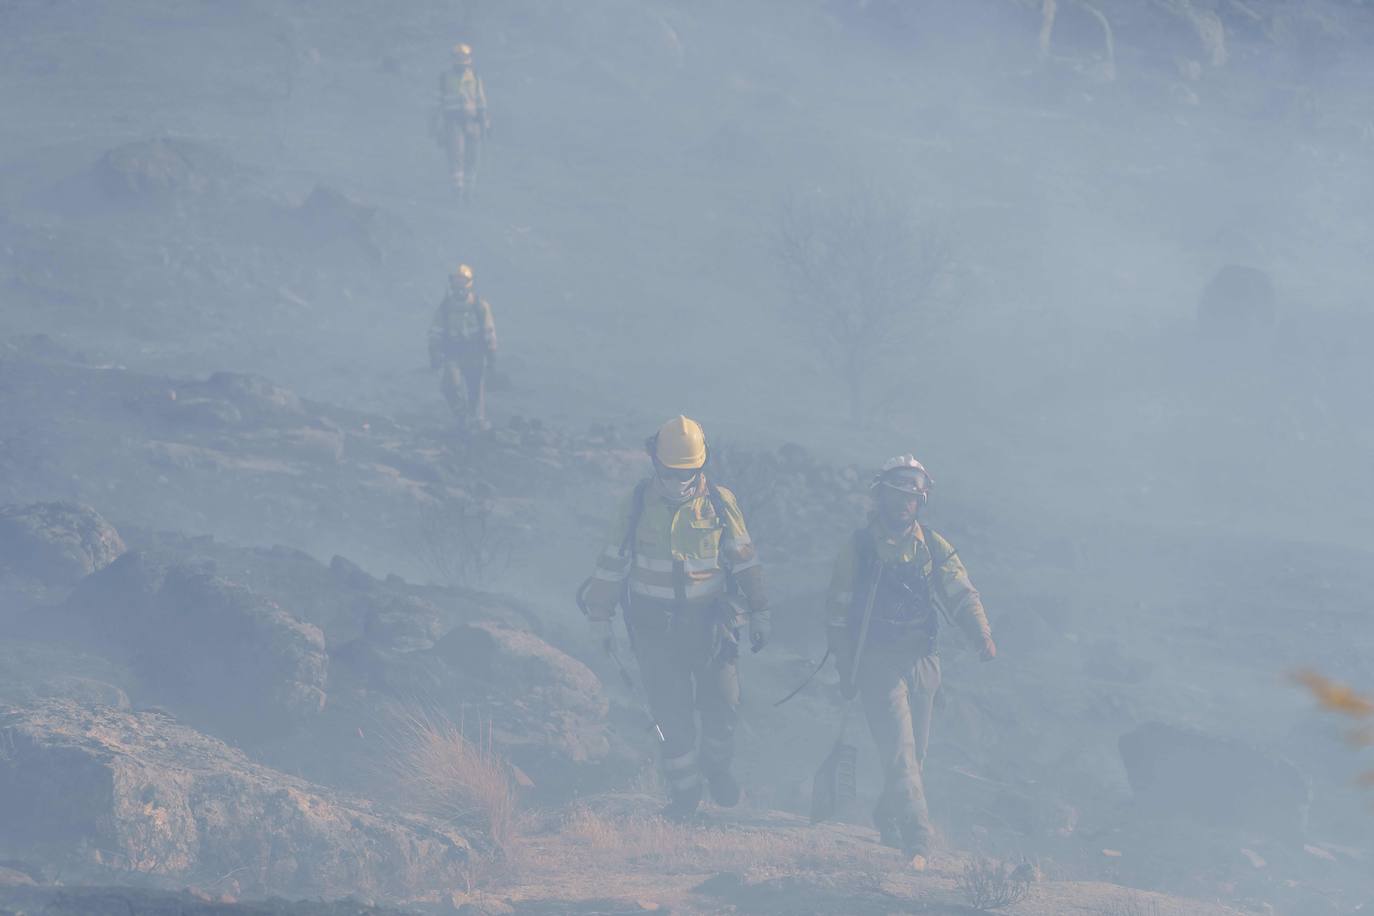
410, 489, 510, 588
380, 709, 518, 854
774, 183, 952, 425
956, 856, 1030, 911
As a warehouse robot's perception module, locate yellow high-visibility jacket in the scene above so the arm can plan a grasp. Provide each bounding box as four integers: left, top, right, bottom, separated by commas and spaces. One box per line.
428, 293, 496, 361
583, 478, 766, 619
439, 69, 487, 119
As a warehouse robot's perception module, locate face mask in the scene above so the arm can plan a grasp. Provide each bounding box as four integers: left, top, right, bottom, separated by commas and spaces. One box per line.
655, 469, 699, 503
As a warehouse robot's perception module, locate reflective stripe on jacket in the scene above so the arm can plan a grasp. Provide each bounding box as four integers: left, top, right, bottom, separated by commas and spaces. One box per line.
584, 478, 761, 615
440, 70, 486, 117
429, 294, 496, 353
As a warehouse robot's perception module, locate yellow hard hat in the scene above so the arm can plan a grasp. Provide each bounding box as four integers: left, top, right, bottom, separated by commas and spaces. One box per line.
451, 263, 474, 283
452, 43, 473, 61
653, 415, 707, 469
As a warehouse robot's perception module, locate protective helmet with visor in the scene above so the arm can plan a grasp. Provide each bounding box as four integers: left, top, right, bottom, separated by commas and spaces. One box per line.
872, 454, 933, 503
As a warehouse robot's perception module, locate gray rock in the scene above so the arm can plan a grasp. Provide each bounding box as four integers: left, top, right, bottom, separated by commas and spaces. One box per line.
1119, 721, 1310, 839
0, 701, 471, 899
93, 138, 235, 202
0, 502, 126, 587
364, 596, 443, 652
311, 621, 617, 794
63, 551, 327, 743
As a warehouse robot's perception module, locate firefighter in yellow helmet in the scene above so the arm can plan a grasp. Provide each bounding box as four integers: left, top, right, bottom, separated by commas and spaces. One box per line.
436, 42, 489, 199
427, 264, 496, 430
825, 455, 995, 871
580, 416, 770, 819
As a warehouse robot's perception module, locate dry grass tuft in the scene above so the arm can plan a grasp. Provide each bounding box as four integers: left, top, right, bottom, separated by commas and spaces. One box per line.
956, 856, 1031, 911
379, 708, 518, 855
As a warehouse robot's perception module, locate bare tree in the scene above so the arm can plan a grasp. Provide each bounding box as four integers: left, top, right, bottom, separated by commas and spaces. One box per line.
775, 184, 951, 425
408, 486, 511, 588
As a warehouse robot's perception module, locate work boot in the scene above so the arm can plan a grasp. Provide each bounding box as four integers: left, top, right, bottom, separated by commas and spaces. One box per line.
706, 769, 741, 808
662, 782, 702, 822
901, 818, 933, 864
876, 818, 903, 850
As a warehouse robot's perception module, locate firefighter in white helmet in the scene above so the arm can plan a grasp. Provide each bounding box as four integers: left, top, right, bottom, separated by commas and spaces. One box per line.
825, 454, 995, 871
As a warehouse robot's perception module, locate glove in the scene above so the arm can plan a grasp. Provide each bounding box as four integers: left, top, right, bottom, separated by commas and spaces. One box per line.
979, 634, 997, 662
748, 609, 771, 654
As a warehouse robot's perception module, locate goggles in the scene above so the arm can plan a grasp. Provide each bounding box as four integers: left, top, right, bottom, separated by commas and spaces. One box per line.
657, 464, 702, 483
876, 468, 931, 495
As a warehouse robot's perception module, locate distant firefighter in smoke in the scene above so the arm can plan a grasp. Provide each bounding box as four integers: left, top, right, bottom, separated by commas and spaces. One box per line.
435, 42, 490, 200
428, 263, 497, 431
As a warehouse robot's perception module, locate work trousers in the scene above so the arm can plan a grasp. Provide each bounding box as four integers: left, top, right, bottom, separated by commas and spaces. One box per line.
444, 117, 483, 194
857, 648, 941, 851
439, 354, 486, 426
625, 596, 740, 797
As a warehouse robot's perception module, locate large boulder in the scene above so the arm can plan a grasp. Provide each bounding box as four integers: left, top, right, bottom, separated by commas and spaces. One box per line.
0, 502, 125, 587
307, 620, 618, 796
0, 702, 470, 899
1119, 721, 1310, 839
63, 551, 327, 743
433, 621, 611, 770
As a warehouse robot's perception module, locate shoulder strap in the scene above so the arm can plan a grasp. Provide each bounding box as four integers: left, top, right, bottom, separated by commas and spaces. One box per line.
618, 479, 650, 559
704, 480, 730, 528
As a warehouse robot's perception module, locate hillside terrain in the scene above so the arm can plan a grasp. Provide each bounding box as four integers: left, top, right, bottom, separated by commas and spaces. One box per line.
2, 1, 1373, 914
